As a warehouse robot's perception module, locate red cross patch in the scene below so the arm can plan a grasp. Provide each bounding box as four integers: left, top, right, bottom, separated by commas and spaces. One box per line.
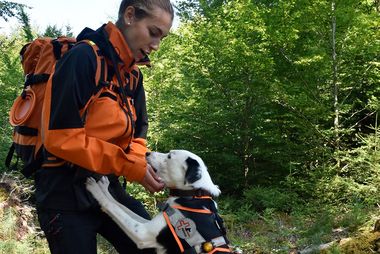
174, 218, 196, 239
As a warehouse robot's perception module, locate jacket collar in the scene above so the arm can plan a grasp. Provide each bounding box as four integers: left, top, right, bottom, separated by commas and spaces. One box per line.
104, 22, 151, 69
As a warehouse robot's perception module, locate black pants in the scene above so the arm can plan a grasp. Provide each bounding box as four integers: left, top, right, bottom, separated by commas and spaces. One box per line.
37, 197, 155, 254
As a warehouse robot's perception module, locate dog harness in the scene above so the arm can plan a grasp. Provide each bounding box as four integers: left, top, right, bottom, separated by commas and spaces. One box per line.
163, 195, 232, 254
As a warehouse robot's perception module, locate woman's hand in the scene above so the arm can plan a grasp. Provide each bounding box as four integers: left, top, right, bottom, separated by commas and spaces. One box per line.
140, 164, 165, 193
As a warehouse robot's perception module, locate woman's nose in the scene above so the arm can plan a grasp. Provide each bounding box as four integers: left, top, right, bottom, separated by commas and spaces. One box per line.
150, 39, 160, 51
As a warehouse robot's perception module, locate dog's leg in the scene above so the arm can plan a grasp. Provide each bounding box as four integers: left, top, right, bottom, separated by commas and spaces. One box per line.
86, 177, 161, 250
96, 177, 148, 223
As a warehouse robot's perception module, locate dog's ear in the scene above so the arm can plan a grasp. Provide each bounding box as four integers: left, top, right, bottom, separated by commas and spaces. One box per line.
185, 157, 202, 184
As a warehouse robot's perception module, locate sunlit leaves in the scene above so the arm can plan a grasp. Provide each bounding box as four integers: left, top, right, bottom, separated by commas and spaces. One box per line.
142, 0, 379, 193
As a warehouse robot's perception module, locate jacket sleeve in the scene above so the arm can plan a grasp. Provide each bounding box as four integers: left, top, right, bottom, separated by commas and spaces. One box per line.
41, 43, 146, 182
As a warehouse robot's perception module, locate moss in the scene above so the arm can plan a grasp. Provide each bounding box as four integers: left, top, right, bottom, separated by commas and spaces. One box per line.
336, 232, 380, 254
0, 187, 9, 202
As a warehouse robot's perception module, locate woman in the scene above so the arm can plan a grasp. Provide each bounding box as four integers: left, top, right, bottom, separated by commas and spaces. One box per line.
36, 1, 174, 253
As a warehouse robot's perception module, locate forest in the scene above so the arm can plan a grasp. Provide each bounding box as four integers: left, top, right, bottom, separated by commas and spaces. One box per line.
0, 0, 379, 253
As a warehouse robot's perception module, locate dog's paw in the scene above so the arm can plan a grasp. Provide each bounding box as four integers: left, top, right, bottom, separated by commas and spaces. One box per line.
85, 177, 102, 195
100, 176, 110, 185
85, 177, 109, 206
85, 177, 97, 188
98, 176, 110, 191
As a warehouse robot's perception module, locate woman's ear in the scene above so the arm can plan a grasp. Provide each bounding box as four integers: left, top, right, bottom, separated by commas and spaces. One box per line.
123, 6, 135, 25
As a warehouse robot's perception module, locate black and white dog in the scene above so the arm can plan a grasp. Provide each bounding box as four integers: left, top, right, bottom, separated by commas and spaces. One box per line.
86, 150, 232, 254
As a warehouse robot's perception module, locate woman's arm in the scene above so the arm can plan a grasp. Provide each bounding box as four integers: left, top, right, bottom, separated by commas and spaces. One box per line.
42, 44, 146, 182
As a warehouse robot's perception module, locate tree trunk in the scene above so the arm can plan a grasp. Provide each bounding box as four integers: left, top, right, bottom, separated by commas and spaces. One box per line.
331, 1, 340, 165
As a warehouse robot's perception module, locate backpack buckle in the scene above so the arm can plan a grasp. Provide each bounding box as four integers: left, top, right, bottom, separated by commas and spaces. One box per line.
24, 73, 31, 87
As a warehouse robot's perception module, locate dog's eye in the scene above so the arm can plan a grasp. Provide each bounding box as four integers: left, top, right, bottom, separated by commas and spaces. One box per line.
167, 154, 171, 159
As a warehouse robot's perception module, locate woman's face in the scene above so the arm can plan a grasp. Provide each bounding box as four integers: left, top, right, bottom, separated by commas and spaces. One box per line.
122, 6, 172, 62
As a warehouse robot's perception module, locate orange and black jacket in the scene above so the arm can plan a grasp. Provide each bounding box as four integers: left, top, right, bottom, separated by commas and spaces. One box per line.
36, 22, 149, 210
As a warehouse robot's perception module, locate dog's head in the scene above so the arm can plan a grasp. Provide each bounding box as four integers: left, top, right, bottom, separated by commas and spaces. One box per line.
146, 150, 221, 197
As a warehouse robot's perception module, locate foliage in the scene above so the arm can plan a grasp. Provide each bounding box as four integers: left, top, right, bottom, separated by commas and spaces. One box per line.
315, 128, 380, 206
0, 34, 24, 171
146, 0, 379, 196
17, 6, 32, 41
41, 24, 74, 38
243, 186, 300, 213
0, 1, 32, 41
0, 1, 26, 21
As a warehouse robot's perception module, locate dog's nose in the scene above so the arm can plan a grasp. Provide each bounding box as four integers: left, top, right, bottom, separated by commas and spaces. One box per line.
146, 152, 151, 157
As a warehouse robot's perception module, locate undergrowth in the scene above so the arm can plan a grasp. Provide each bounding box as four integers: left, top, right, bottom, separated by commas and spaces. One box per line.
0, 172, 379, 253
219, 191, 379, 254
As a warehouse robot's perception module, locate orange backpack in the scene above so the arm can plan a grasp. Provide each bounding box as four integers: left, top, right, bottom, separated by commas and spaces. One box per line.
6, 37, 106, 177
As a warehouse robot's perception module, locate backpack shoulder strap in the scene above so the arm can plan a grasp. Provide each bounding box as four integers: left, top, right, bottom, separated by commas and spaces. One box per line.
76, 39, 108, 114
79, 40, 106, 87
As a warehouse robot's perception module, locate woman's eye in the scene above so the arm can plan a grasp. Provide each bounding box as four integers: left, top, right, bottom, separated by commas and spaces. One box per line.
149, 28, 161, 38
149, 29, 158, 37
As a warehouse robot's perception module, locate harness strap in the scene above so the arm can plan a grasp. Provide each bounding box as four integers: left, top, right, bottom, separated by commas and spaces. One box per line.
172, 205, 212, 214
184, 249, 197, 254
165, 205, 206, 253
208, 247, 233, 254
5, 143, 15, 169
15, 125, 38, 136
198, 236, 230, 254
22, 154, 43, 177
204, 236, 231, 253
52, 39, 66, 59
163, 211, 185, 253
24, 73, 50, 87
